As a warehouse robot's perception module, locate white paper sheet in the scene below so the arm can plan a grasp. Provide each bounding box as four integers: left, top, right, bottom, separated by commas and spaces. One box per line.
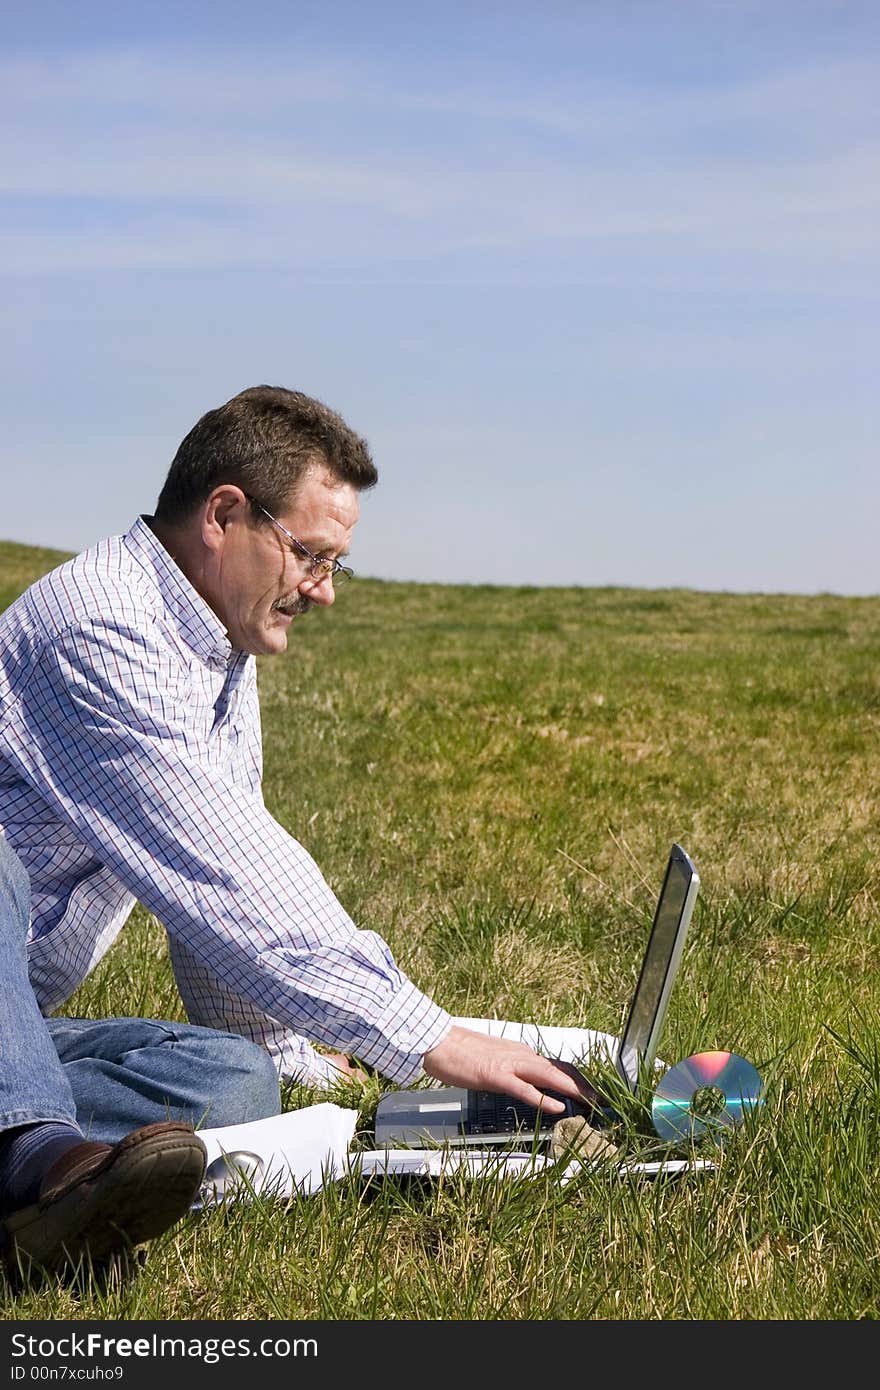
348, 1147, 556, 1181
194, 1102, 359, 1205
346, 1147, 716, 1181
451, 1016, 623, 1066
192, 1106, 715, 1209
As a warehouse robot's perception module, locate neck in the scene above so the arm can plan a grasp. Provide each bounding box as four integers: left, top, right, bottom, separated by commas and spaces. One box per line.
149, 515, 190, 570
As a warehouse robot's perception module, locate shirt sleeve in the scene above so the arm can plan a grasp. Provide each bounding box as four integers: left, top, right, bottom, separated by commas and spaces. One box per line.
5, 617, 451, 1085
167, 931, 366, 1088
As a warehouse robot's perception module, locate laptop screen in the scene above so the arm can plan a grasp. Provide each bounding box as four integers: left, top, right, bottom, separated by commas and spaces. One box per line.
616, 844, 699, 1092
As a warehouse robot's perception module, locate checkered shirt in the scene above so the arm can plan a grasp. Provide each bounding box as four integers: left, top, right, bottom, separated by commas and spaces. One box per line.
0, 517, 451, 1086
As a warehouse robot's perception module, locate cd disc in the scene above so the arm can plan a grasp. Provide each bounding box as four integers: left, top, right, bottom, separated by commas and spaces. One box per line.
651, 1051, 764, 1144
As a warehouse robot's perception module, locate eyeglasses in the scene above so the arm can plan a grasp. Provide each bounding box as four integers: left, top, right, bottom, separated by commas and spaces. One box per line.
244, 494, 354, 583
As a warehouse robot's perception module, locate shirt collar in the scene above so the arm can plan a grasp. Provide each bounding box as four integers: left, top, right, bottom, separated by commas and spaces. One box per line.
124, 515, 235, 667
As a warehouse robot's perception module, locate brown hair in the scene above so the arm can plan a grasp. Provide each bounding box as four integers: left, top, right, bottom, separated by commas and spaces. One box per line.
154, 385, 378, 523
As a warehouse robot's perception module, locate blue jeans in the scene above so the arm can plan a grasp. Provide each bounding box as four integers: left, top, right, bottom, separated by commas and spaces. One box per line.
0, 833, 281, 1145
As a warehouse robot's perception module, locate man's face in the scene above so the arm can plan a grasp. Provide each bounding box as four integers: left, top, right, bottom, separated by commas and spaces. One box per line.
209, 465, 360, 656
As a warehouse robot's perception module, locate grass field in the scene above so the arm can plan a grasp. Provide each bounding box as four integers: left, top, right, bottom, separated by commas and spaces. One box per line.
1, 538, 879, 1320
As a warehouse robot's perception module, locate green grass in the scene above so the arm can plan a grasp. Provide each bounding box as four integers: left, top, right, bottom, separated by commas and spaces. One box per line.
2, 540, 879, 1319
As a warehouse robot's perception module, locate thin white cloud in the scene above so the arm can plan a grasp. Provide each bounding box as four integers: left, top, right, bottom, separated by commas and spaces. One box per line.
1, 44, 877, 277
2, 46, 877, 133
0, 50, 352, 114
1, 142, 877, 274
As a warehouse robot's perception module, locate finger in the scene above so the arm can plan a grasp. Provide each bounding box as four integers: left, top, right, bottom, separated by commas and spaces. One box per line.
497, 1079, 572, 1115
527, 1067, 589, 1104
534, 1092, 569, 1116
326, 1053, 367, 1083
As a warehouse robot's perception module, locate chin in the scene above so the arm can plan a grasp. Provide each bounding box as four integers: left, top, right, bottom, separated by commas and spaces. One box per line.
234, 628, 288, 657
236, 611, 295, 656
267, 622, 294, 653
259, 632, 289, 656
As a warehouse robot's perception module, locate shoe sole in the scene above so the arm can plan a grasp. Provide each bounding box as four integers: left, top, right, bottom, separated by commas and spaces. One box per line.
3, 1128, 206, 1277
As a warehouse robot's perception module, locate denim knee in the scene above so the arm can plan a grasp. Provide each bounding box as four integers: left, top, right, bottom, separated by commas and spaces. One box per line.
49, 1016, 283, 1135
201, 1032, 282, 1128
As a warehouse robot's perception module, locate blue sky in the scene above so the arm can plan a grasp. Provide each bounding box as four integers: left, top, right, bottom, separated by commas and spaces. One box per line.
2, 1, 878, 593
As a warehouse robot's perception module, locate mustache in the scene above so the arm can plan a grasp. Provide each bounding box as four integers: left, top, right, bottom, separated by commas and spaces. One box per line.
273, 594, 313, 617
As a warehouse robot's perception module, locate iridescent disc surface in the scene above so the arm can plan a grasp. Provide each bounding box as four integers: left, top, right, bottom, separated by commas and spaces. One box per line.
651, 1051, 764, 1144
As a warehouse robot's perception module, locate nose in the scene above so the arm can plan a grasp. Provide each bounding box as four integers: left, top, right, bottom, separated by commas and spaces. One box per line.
297, 572, 335, 606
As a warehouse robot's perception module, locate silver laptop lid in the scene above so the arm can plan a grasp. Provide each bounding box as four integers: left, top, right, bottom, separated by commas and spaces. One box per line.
616, 843, 699, 1092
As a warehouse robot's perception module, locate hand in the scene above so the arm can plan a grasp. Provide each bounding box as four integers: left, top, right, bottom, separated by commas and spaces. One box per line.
325, 1052, 370, 1085
422, 1025, 592, 1117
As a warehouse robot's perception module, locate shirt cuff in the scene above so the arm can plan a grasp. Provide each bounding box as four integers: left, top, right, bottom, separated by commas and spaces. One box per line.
348, 983, 453, 1086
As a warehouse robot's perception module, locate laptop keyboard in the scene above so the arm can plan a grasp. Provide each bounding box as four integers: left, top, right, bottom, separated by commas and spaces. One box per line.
468, 1089, 577, 1135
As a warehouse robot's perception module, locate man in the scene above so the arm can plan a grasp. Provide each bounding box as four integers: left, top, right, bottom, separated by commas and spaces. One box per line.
0, 386, 585, 1278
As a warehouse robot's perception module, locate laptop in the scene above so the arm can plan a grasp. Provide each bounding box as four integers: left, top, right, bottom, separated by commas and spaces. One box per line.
374, 843, 700, 1147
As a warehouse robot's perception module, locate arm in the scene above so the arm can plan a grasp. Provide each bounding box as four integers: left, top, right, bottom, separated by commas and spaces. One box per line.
8, 617, 451, 1085
167, 931, 368, 1086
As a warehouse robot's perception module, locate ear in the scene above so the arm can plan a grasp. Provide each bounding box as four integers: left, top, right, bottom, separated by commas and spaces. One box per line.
202, 486, 248, 553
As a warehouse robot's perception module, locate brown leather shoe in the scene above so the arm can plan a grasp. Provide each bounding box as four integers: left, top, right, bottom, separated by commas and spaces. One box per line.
1, 1121, 207, 1278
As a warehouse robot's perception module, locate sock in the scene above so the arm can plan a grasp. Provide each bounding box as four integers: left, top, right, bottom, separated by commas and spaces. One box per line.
0, 1122, 85, 1216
